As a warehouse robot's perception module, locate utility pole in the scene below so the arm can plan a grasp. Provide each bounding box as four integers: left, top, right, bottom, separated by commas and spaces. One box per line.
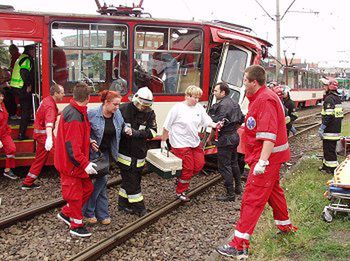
276, 0, 281, 77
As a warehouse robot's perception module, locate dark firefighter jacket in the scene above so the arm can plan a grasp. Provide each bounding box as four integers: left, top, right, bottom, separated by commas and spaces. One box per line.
283, 96, 298, 129
117, 102, 157, 168
321, 91, 343, 140
209, 95, 244, 147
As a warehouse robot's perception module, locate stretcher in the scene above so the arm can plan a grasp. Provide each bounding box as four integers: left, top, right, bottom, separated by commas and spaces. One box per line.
323, 157, 350, 222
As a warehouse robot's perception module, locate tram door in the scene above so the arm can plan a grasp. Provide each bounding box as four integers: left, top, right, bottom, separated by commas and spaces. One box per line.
208, 43, 252, 114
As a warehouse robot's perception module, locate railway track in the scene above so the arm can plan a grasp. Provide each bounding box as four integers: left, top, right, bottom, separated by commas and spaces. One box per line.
1, 107, 348, 260
0, 177, 122, 229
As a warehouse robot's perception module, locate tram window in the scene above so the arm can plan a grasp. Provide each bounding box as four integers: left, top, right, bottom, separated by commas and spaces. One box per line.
51, 22, 128, 95
221, 47, 247, 87
134, 26, 203, 95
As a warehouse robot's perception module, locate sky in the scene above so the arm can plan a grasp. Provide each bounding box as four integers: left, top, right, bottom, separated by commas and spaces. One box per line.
4, 0, 350, 67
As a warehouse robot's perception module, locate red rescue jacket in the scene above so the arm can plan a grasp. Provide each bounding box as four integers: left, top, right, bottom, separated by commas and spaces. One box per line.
243, 85, 290, 166
33, 95, 58, 140
0, 103, 11, 138
54, 99, 90, 178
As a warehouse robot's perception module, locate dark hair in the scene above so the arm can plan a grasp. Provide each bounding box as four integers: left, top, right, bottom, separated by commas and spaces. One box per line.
73, 82, 90, 102
23, 44, 35, 54
215, 82, 230, 96
244, 65, 266, 86
49, 84, 63, 96
9, 44, 19, 53
100, 90, 121, 104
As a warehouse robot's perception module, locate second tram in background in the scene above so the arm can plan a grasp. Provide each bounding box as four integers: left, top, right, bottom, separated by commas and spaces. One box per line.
265, 66, 324, 108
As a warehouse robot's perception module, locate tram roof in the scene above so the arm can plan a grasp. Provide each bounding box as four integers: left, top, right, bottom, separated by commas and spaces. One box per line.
0, 8, 271, 48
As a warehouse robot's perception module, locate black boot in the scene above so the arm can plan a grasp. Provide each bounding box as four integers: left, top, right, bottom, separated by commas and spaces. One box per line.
216, 187, 235, 202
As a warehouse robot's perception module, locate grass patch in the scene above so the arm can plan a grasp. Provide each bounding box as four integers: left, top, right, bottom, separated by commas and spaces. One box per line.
342, 115, 350, 136
249, 158, 350, 260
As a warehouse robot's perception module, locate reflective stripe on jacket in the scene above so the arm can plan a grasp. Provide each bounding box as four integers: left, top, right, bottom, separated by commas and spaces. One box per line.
10, 54, 31, 88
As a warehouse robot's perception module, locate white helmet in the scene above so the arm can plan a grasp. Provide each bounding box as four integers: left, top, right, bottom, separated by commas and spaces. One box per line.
132, 87, 153, 109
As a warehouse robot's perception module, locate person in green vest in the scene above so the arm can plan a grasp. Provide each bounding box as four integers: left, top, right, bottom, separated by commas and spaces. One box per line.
10, 44, 35, 140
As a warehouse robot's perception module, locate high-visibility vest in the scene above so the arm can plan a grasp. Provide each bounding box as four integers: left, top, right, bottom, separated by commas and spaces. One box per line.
10, 54, 31, 89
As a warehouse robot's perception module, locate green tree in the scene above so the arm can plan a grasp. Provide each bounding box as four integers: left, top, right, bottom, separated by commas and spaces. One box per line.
0, 40, 10, 67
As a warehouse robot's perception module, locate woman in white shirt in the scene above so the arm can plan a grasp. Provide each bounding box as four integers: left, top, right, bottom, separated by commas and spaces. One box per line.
162, 85, 217, 201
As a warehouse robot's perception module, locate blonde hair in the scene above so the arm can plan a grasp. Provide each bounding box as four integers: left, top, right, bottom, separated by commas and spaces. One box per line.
185, 85, 203, 97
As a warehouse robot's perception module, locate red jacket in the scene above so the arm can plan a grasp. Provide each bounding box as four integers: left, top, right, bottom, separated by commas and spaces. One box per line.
33, 95, 58, 140
0, 103, 11, 138
54, 99, 90, 178
243, 85, 290, 166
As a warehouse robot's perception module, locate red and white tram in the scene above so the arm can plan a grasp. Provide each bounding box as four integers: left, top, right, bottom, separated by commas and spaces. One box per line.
0, 3, 271, 166
266, 66, 324, 107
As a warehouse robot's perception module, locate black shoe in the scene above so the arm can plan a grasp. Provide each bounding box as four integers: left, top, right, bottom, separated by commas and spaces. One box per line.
18, 134, 29, 140
118, 205, 134, 214
216, 194, 235, 202
318, 166, 333, 175
21, 183, 41, 190
57, 212, 70, 226
70, 226, 91, 237
3, 170, 18, 180
138, 208, 149, 217
217, 244, 248, 259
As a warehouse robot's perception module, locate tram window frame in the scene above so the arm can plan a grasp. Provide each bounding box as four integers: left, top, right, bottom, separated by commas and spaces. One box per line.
50, 21, 129, 96
134, 25, 203, 95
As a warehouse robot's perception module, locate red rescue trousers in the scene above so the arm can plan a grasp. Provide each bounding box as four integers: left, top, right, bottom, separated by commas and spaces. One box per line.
1, 134, 16, 169
171, 145, 205, 194
23, 136, 52, 186
229, 163, 297, 250
60, 175, 94, 229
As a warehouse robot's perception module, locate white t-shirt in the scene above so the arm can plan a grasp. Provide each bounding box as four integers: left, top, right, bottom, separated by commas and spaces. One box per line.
163, 102, 213, 148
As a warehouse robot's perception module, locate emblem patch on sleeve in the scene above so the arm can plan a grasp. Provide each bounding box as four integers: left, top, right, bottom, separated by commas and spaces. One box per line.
247, 116, 256, 130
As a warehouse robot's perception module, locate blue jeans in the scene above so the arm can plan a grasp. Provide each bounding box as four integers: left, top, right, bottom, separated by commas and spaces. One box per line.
83, 153, 110, 220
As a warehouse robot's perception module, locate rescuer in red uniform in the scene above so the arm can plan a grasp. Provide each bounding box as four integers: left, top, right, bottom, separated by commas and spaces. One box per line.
21, 84, 65, 190
52, 39, 68, 86
0, 90, 17, 180
55, 82, 96, 237
217, 65, 297, 259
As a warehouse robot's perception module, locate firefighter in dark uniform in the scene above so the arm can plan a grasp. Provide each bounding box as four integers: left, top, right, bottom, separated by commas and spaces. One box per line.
282, 86, 298, 136
208, 82, 244, 201
318, 77, 343, 174
117, 87, 157, 217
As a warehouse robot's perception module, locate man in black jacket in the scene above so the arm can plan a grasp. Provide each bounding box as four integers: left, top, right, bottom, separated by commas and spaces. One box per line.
208, 82, 244, 201
117, 87, 157, 216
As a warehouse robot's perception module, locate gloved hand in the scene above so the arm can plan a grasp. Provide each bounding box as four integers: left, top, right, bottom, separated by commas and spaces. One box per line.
318, 124, 326, 139
161, 140, 168, 151
253, 159, 269, 175
0, 140, 3, 149
45, 136, 53, 151
85, 162, 97, 175
290, 126, 297, 135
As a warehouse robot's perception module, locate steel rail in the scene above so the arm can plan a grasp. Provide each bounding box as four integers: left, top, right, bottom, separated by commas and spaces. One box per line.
290, 111, 349, 139
69, 174, 222, 261
0, 177, 122, 229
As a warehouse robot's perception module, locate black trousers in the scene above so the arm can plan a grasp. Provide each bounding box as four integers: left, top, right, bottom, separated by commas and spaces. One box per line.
118, 161, 145, 212
3, 88, 17, 116
322, 139, 338, 172
217, 144, 241, 191
14, 88, 32, 136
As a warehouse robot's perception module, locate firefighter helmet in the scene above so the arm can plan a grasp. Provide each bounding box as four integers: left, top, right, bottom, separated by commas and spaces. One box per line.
320, 76, 338, 91
267, 81, 278, 88
281, 85, 291, 97
272, 85, 284, 99
132, 87, 153, 110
